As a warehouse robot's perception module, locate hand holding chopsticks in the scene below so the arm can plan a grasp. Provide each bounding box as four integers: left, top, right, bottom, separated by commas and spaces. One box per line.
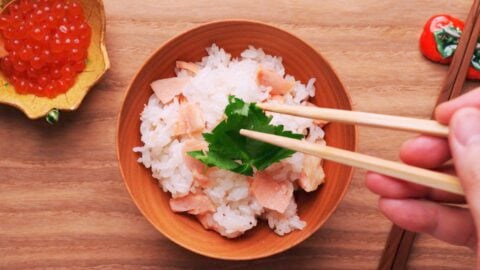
382, 0, 480, 264
241, 104, 464, 195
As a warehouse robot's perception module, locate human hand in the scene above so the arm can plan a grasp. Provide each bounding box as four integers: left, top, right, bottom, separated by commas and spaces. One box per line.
365, 88, 480, 253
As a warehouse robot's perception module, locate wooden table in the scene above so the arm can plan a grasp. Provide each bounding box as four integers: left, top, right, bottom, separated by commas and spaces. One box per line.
0, 0, 477, 269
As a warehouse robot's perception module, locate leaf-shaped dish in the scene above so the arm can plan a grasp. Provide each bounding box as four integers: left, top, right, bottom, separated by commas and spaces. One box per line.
0, 0, 109, 119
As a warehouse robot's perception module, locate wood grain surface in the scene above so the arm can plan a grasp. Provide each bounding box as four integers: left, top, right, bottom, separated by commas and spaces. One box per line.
0, 0, 477, 269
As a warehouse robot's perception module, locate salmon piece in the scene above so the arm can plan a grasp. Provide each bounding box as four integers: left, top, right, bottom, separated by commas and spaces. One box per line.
192, 171, 210, 187
306, 102, 329, 127
197, 212, 216, 229
197, 213, 243, 238
169, 193, 215, 215
257, 67, 294, 95
151, 77, 191, 104
251, 171, 293, 214
182, 103, 204, 133
183, 138, 210, 187
270, 94, 285, 103
176, 61, 200, 75
298, 155, 325, 192
172, 119, 188, 137
173, 102, 205, 136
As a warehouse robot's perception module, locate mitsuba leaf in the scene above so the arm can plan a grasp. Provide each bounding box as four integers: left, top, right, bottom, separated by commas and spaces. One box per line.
187, 96, 304, 176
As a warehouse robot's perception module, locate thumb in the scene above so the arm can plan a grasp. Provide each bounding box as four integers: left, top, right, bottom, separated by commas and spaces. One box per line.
449, 107, 480, 222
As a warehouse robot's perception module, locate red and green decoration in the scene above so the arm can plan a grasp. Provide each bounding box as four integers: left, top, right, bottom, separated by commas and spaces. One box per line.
420, 14, 480, 80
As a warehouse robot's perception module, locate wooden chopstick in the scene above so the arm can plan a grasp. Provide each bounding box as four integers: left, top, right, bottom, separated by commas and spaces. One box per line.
450, 2, 480, 99
240, 129, 464, 195
438, 0, 480, 103
257, 103, 449, 137
383, 2, 480, 269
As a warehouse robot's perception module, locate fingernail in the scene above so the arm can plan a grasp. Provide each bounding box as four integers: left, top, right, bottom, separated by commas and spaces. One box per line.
401, 135, 429, 149
451, 107, 480, 146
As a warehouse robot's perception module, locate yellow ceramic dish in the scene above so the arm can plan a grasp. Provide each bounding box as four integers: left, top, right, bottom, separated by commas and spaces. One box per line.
0, 0, 109, 119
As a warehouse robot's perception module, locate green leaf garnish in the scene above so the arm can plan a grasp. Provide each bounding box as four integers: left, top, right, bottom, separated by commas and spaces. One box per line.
188, 96, 304, 176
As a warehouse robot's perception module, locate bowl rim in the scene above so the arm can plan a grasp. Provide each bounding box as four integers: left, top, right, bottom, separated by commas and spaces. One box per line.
116, 19, 358, 261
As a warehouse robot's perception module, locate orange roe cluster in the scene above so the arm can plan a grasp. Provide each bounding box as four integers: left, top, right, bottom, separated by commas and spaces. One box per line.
0, 0, 91, 98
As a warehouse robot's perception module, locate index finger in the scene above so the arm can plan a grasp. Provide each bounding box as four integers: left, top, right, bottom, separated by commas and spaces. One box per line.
435, 88, 480, 124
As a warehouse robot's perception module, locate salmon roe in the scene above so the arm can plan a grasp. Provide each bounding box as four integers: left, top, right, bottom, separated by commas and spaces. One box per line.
0, 0, 91, 98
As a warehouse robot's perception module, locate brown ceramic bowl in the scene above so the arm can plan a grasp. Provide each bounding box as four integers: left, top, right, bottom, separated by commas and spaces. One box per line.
117, 20, 357, 260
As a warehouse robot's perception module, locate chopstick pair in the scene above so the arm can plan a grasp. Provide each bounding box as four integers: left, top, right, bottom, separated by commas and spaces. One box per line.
240, 103, 463, 195
438, 0, 480, 103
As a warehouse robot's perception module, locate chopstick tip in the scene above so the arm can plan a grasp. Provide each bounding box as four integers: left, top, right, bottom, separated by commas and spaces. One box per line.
240, 129, 260, 138
256, 103, 267, 110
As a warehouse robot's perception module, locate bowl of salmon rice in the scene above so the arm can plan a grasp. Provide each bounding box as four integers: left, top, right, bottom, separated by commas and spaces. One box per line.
117, 20, 357, 260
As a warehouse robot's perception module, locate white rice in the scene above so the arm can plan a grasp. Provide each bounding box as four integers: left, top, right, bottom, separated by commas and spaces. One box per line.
134, 44, 326, 237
